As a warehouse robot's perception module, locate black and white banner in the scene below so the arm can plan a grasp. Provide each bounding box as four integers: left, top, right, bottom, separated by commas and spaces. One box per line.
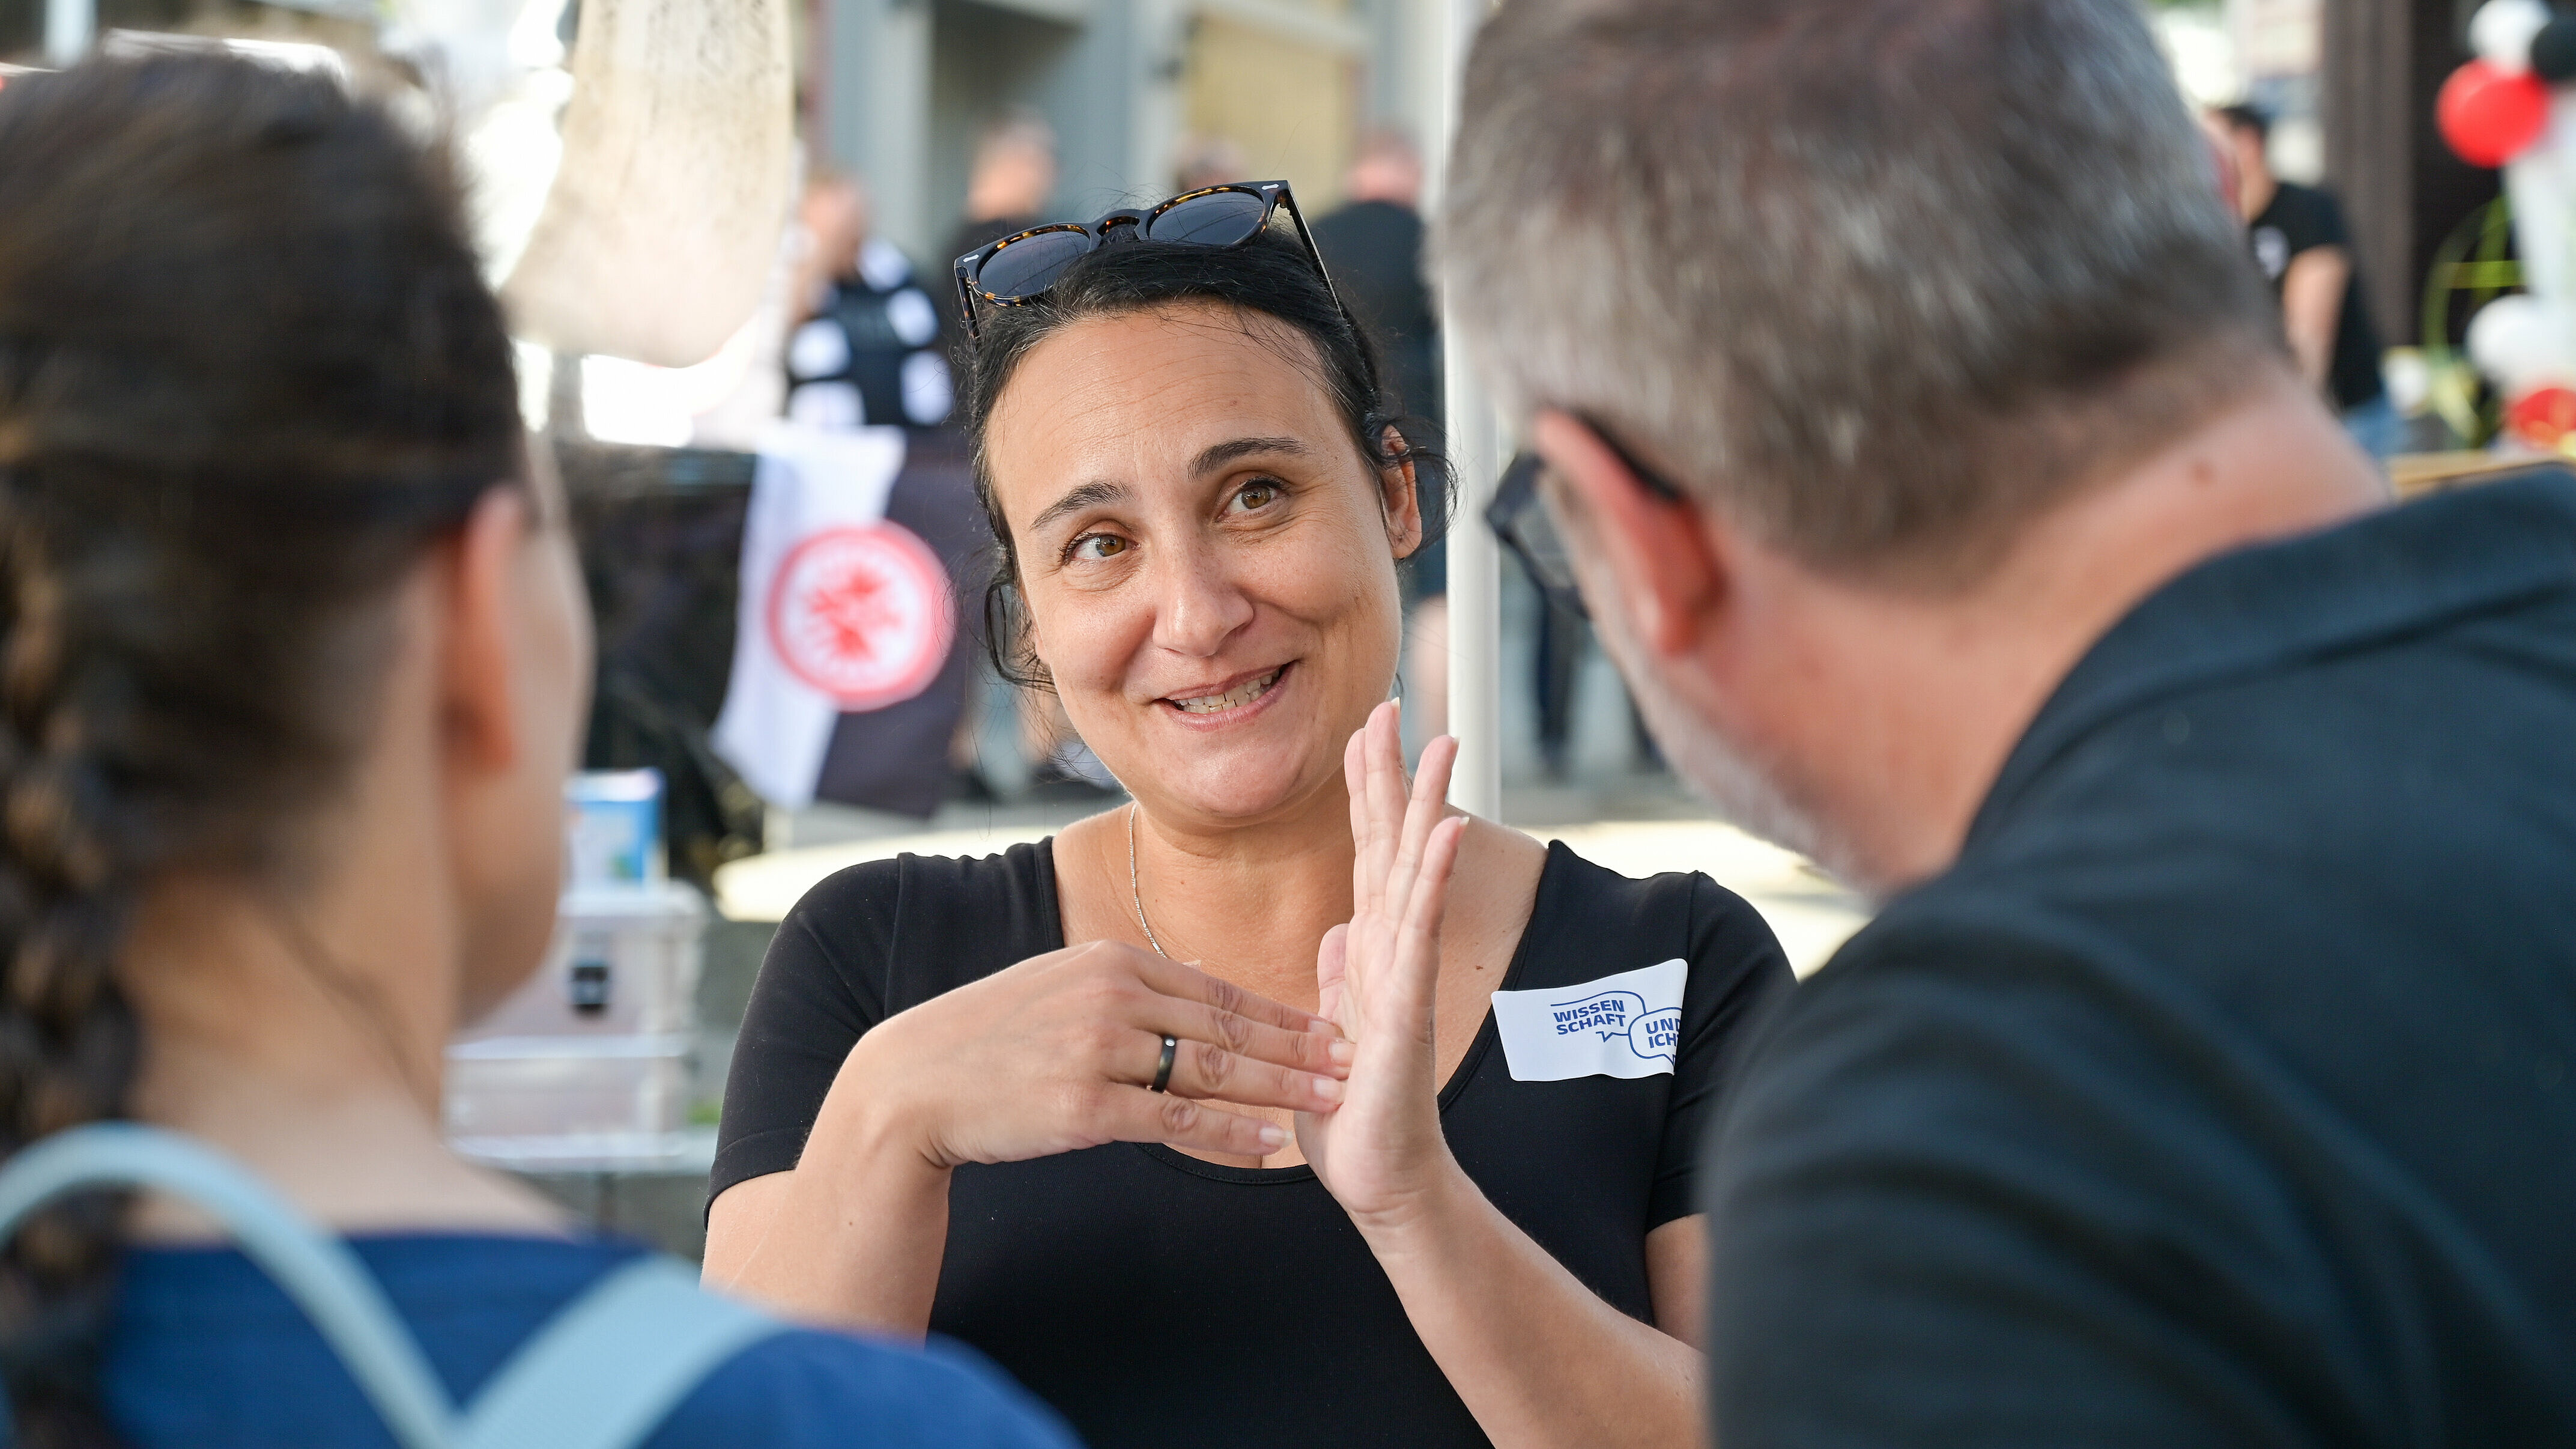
713, 423, 973, 815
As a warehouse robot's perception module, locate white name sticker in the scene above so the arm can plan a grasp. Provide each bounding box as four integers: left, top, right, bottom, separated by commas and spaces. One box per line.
1490, 959, 1687, 1082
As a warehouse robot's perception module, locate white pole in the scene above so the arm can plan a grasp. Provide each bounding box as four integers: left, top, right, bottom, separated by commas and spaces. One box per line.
44, 0, 93, 67
1438, 0, 1501, 818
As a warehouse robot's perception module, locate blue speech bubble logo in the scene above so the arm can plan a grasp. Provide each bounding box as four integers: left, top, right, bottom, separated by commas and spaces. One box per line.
1547, 989, 1645, 1039
1625, 1007, 1681, 1065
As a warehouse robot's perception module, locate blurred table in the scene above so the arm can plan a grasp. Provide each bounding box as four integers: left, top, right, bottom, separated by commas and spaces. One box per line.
511, 1131, 718, 1262
2387, 450, 2562, 499
718, 816, 1870, 979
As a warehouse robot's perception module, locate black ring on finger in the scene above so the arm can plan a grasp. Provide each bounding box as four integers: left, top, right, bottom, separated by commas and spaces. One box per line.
1150, 1034, 1178, 1093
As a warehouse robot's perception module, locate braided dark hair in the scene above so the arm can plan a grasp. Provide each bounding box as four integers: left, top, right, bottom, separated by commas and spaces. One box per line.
957, 229, 1449, 689
0, 55, 523, 1443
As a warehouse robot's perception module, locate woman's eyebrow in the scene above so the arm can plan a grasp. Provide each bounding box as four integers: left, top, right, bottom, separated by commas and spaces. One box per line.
1030, 479, 1132, 535
1028, 439, 1309, 534
1191, 435, 1311, 478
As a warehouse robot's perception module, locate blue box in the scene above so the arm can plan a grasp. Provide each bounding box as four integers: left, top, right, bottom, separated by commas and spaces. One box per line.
565, 768, 665, 889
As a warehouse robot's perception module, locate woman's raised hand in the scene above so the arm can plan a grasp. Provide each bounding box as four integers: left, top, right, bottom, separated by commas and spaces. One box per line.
841, 939, 1353, 1168
1300, 700, 1470, 1232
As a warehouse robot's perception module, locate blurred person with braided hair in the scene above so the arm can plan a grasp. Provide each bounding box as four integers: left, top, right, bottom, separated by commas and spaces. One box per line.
0, 53, 1074, 1448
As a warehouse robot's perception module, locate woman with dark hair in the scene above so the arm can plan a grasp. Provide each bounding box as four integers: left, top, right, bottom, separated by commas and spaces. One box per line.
708, 189, 1793, 1449
0, 54, 1072, 1448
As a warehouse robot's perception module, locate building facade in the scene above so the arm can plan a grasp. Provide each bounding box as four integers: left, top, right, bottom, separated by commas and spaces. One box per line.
812, 0, 1449, 272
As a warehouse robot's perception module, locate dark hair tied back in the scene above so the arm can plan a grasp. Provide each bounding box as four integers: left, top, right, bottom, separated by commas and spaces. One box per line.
958, 230, 1448, 689
0, 55, 524, 1444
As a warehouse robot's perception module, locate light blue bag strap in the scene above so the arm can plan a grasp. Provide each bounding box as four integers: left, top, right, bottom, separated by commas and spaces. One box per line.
0, 1123, 459, 1449
458, 1255, 789, 1449
0, 1125, 787, 1449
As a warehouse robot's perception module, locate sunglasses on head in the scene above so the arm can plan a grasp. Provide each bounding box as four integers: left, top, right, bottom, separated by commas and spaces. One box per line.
952, 180, 1341, 341
1485, 421, 1688, 622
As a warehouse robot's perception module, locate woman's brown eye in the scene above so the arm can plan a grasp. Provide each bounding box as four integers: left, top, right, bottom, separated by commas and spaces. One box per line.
1072, 533, 1130, 561
1234, 481, 1280, 511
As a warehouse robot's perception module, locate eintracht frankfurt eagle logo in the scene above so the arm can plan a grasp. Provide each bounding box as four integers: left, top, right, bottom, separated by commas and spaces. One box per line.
765, 521, 955, 710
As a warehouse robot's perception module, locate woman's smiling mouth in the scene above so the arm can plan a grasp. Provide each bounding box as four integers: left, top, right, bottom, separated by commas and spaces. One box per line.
1165, 664, 1289, 715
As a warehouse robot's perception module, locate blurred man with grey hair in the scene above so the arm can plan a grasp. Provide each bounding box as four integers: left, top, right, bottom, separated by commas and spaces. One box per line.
1447, 0, 2576, 1442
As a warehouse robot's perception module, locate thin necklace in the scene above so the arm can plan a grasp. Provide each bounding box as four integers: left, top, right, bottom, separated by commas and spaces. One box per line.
1127, 803, 1169, 958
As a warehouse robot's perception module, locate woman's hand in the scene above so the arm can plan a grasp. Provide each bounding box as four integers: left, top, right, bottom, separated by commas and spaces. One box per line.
1299, 700, 1471, 1233
841, 939, 1353, 1170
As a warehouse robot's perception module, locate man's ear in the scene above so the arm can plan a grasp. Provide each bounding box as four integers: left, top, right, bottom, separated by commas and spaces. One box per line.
1529, 410, 1726, 658
1377, 424, 1425, 560
438, 488, 535, 774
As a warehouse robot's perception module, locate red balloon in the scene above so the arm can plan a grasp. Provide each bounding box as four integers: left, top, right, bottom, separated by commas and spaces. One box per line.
2506, 384, 2576, 449
2440, 59, 2551, 168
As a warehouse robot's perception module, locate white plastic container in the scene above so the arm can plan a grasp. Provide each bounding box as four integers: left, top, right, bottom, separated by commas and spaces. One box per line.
457, 882, 706, 1042
446, 881, 709, 1165
445, 1034, 693, 1141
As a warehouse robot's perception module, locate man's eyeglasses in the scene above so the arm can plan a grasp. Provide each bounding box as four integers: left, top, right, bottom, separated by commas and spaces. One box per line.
1484, 422, 1689, 621
952, 179, 1340, 341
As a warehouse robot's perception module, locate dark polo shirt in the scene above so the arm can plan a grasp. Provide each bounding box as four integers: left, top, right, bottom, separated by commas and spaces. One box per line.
1704, 470, 2576, 1446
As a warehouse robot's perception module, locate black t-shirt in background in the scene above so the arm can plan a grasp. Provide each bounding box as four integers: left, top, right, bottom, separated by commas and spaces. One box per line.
1705, 470, 2576, 1446
1308, 198, 1442, 428
717, 840, 1789, 1449
1308, 198, 1448, 597
2249, 181, 2385, 412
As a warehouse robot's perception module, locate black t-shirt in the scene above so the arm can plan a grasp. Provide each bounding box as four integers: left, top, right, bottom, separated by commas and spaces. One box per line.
2249, 182, 2384, 412
1308, 199, 1442, 428
717, 839, 1789, 1448
1704, 469, 2576, 1446
1308, 199, 1449, 599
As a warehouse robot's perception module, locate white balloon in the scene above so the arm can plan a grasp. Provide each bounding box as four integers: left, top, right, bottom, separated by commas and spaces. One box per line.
2472, 0, 2553, 72
2467, 294, 2576, 393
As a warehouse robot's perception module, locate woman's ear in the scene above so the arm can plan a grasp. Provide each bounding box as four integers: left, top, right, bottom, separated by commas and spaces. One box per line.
1377, 424, 1425, 560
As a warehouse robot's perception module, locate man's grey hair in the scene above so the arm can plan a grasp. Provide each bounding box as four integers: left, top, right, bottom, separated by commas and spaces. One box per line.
1443, 0, 2282, 579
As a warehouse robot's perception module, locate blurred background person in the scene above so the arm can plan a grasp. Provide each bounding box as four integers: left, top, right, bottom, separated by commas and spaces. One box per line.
1171, 133, 1250, 195
1311, 127, 1450, 743
1529, 604, 1659, 782
1311, 127, 1441, 436
785, 169, 954, 430
2214, 103, 2398, 458
0, 53, 1073, 1448
1308, 131, 1653, 776
945, 109, 1061, 273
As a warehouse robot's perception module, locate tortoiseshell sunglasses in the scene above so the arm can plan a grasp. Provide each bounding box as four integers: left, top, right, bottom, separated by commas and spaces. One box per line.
952, 180, 1341, 341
